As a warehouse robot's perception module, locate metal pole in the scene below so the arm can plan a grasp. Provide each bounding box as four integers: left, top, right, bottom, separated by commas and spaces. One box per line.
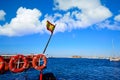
42, 33, 53, 54
39, 71, 42, 80
42, 24, 56, 54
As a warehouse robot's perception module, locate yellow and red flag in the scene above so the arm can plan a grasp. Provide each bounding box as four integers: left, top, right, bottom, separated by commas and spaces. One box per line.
46, 20, 55, 33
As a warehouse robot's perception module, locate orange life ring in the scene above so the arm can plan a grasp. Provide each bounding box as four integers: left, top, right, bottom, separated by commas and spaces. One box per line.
0, 56, 4, 71
32, 54, 47, 70
9, 55, 28, 73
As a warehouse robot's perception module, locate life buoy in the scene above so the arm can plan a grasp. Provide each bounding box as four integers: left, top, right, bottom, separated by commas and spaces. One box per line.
0, 56, 4, 71
32, 54, 47, 70
9, 55, 28, 73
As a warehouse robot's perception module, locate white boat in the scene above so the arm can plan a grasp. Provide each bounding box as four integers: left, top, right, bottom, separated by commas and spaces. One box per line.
109, 57, 120, 61
109, 39, 120, 61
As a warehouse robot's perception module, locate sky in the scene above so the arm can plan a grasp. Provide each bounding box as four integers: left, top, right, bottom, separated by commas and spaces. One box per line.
0, 0, 120, 57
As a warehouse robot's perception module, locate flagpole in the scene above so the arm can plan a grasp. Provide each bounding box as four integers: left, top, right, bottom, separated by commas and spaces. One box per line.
42, 24, 56, 54
42, 33, 53, 54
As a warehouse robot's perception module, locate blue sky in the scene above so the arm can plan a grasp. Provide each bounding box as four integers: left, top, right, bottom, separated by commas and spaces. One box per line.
0, 0, 120, 57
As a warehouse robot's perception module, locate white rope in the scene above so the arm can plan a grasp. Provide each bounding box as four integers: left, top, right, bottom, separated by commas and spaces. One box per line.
0, 62, 4, 64
38, 58, 40, 66
17, 59, 20, 69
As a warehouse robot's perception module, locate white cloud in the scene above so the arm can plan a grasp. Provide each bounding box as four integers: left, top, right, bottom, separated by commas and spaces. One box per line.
54, 0, 101, 11
0, 7, 45, 36
0, 10, 6, 21
0, 0, 117, 37
114, 14, 120, 22
96, 20, 120, 30
53, 0, 112, 32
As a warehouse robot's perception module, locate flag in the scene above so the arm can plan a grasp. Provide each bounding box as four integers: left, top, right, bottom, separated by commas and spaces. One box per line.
46, 20, 55, 33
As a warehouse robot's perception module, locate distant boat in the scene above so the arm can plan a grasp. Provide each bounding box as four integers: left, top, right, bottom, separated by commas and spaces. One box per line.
109, 57, 120, 61
109, 39, 120, 61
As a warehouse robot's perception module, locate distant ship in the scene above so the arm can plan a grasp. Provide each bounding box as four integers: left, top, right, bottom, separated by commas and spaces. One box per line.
109, 39, 120, 61
109, 57, 120, 61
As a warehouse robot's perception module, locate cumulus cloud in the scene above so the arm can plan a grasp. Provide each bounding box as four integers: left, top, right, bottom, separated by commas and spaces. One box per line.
114, 14, 120, 22
0, 7, 45, 36
0, 0, 117, 37
52, 0, 112, 32
96, 20, 120, 30
96, 14, 120, 30
54, 0, 101, 10
0, 10, 6, 21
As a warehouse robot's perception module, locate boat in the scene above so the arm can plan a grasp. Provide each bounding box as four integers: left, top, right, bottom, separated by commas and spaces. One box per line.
0, 20, 57, 80
109, 57, 120, 61
109, 39, 120, 61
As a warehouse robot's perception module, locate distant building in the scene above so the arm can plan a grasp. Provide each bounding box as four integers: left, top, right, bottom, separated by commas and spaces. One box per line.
72, 55, 81, 58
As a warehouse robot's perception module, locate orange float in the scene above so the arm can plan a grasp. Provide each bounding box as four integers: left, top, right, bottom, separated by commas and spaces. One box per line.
0, 56, 4, 74
0, 56, 4, 71
9, 55, 28, 73
32, 54, 47, 70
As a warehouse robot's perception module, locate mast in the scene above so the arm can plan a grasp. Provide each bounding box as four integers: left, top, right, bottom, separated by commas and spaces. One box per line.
112, 39, 115, 57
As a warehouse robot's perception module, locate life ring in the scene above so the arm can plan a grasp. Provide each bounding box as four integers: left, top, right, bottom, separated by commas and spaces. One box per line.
32, 54, 47, 70
9, 55, 28, 73
0, 56, 4, 71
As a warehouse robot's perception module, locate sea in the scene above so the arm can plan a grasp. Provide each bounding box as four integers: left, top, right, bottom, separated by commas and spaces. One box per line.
0, 58, 120, 80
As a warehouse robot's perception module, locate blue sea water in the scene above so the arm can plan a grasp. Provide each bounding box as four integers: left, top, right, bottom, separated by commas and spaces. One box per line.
0, 58, 120, 80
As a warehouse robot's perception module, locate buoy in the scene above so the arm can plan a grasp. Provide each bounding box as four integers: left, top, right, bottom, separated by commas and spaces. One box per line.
32, 54, 47, 70
9, 55, 28, 73
0, 56, 5, 73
